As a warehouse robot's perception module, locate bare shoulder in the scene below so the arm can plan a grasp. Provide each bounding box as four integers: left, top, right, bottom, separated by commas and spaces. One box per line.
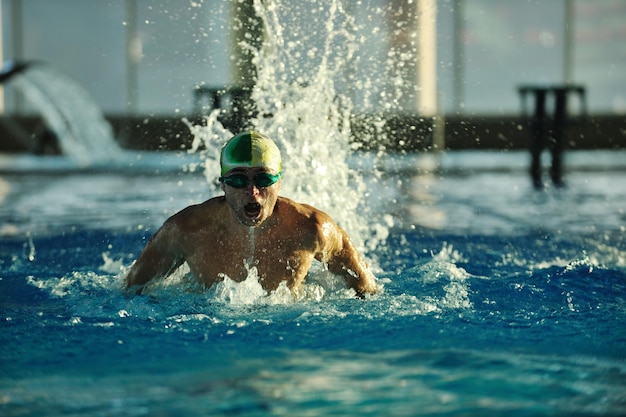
275, 197, 344, 248
275, 196, 335, 227
166, 196, 228, 232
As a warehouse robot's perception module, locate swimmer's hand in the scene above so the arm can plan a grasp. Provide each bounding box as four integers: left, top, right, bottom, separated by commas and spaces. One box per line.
354, 281, 378, 299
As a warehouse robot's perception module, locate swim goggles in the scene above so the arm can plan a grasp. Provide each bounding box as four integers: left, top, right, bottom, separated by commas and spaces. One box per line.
219, 172, 282, 189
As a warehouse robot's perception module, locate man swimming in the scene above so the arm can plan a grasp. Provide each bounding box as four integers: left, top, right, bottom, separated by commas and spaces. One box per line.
124, 131, 378, 298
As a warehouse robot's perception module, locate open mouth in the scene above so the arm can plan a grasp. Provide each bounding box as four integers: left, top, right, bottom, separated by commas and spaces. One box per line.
244, 202, 262, 218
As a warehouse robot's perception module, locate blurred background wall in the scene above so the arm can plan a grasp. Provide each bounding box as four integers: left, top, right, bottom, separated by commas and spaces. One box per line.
1, 0, 624, 150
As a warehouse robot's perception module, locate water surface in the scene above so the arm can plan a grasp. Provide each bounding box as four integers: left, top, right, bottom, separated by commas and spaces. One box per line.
1, 150, 625, 416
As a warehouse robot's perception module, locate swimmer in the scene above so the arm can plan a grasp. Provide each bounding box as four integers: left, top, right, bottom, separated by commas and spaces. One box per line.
124, 131, 377, 298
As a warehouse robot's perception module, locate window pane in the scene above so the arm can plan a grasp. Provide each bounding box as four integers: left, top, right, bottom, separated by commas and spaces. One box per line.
463, 0, 565, 114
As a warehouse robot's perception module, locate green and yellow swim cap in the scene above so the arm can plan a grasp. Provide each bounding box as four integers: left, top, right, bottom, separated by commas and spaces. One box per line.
220, 131, 282, 176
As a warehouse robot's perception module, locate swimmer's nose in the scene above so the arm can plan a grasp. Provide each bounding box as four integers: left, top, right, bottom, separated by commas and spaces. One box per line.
246, 183, 260, 196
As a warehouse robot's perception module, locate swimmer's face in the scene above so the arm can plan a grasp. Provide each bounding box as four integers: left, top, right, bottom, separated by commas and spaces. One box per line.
221, 167, 282, 227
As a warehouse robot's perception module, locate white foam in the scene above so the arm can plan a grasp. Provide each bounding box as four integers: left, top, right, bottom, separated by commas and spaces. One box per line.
183, 0, 403, 255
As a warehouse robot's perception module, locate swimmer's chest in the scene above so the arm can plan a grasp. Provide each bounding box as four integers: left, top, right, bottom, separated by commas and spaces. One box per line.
182, 227, 317, 285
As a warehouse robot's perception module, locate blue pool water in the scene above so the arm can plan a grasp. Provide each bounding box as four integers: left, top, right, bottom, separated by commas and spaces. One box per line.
1, 150, 625, 416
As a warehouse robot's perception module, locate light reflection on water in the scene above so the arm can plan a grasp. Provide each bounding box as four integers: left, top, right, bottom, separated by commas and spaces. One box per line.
2, 150, 624, 238
1, 150, 625, 416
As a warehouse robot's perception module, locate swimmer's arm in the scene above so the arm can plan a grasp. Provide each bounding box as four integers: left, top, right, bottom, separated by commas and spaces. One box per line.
124, 222, 184, 293
318, 221, 378, 298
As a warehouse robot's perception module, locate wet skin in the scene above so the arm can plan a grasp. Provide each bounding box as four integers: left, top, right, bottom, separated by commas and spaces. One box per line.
125, 167, 377, 297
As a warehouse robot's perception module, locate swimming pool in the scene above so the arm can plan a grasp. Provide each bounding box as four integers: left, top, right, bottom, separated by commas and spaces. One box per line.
1, 149, 625, 416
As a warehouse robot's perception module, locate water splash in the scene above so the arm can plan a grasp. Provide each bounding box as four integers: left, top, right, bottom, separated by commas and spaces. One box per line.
405, 244, 476, 311
23, 253, 356, 322
187, 0, 406, 254
25, 232, 36, 262
247, 227, 256, 267
213, 267, 268, 305
6, 62, 121, 165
